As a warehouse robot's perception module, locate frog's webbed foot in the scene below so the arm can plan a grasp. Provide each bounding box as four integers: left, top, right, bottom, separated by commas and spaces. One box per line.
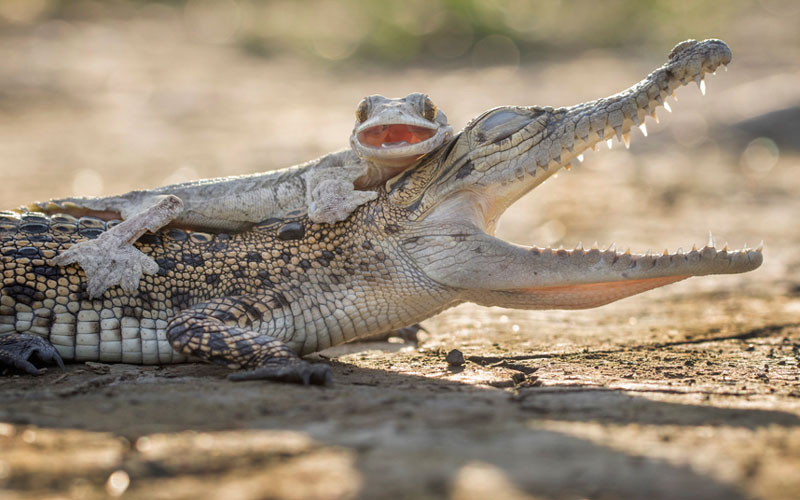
53, 195, 184, 298
0, 334, 65, 375
308, 179, 378, 225
55, 237, 160, 298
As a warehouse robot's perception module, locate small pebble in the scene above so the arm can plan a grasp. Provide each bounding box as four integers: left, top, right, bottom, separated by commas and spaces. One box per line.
445, 349, 465, 366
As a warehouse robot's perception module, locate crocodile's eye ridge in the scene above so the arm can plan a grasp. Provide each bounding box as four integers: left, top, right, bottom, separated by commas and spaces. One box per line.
423, 96, 437, 122
355, 99, 369, 123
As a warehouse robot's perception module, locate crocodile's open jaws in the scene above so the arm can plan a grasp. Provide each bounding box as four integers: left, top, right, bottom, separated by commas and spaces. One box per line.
388, 38, 761, 310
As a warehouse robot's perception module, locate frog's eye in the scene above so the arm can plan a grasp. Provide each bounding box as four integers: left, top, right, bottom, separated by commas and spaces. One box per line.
423, 96, 437, 122
355, 99, 369, 123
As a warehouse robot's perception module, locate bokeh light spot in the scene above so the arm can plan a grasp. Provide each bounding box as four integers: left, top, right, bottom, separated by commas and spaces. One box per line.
471, 35, 520, 69
72, 169, 105, 197
741, 137, 779, 178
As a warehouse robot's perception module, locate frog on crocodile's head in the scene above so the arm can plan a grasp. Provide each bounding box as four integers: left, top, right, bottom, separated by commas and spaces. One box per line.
349, 93, 453, 183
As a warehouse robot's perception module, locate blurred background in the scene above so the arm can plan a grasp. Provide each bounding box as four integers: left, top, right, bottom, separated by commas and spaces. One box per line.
0, 0, 798, 286
2, 4, 800, 498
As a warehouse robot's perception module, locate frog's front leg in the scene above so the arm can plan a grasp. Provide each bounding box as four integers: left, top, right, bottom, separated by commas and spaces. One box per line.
53, 195, 184, 298
306, 162, 378, 225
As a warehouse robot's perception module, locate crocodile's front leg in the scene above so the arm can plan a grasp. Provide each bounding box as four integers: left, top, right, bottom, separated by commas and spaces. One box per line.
166, 296, 331, 385
53, 195, 183, 298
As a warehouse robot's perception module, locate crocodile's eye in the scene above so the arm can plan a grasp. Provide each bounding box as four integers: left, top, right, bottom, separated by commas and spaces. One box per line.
422, 96, 437, 122
355, 99, 369, 123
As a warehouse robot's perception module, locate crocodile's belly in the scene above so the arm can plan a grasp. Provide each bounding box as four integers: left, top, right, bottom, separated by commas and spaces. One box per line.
0, 294, 185, 364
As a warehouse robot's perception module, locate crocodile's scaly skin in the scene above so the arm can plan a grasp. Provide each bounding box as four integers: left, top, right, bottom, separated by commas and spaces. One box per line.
0, 202, 452, 366
0, 40, 762, 384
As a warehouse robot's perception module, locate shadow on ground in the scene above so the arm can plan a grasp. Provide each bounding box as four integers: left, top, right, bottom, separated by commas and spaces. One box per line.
3, 317, 799, 500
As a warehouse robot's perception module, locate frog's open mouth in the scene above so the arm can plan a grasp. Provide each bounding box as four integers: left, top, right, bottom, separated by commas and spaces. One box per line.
358, 124, 439, 149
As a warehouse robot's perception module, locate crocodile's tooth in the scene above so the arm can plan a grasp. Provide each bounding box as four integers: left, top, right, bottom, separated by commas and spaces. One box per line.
663, 101, 672, 113
624, 248, 631, 255
591, 143, 599, 152
722, 243, 728, 252
622, 132, 631, 149
662, 248, 669, 256
671, 92, 678, 102
655, 95, 665, 107
591, 241, 599, 250
757, 241, 764, 252
645, 249, 653, 257
723, 64, 728, 72
606, 139, 613, 149
564, 163, 572, 171
698, 77, 706, 95
676, 247, 684, 255
575, 241, 583, 251
707, 231, 716, 248
651, 109, 660, 123
691, 243, 698, 252
638, 123, 648, 137
576, 154, 584, 163
606, 242, 616, 252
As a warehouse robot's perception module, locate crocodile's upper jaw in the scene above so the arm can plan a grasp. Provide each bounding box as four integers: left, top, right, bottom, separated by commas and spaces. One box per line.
395, 40, 762, 310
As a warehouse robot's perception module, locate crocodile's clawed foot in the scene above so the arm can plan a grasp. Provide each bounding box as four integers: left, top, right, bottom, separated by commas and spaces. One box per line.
228, 360, 332, 385
0, 334, 65, 375
54, 233, 158, 298
361, 323, 427, 344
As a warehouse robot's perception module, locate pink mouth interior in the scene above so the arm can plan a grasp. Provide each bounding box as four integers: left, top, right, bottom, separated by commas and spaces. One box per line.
358, 124, 437, 148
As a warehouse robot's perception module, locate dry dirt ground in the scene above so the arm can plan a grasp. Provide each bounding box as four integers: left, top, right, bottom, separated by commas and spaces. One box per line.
1, 11, 800, 500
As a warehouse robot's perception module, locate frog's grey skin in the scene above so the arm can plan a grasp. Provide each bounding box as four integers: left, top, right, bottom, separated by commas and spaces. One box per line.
27, 93, 452, 298
306, 93, 452, 224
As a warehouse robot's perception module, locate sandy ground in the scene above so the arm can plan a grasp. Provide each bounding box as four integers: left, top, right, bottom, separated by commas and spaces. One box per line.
1, 10, 800, 500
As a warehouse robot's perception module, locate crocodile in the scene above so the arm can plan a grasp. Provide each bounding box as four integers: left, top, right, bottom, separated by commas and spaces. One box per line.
0, 39, 761, 385
27, 93, 452, 299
